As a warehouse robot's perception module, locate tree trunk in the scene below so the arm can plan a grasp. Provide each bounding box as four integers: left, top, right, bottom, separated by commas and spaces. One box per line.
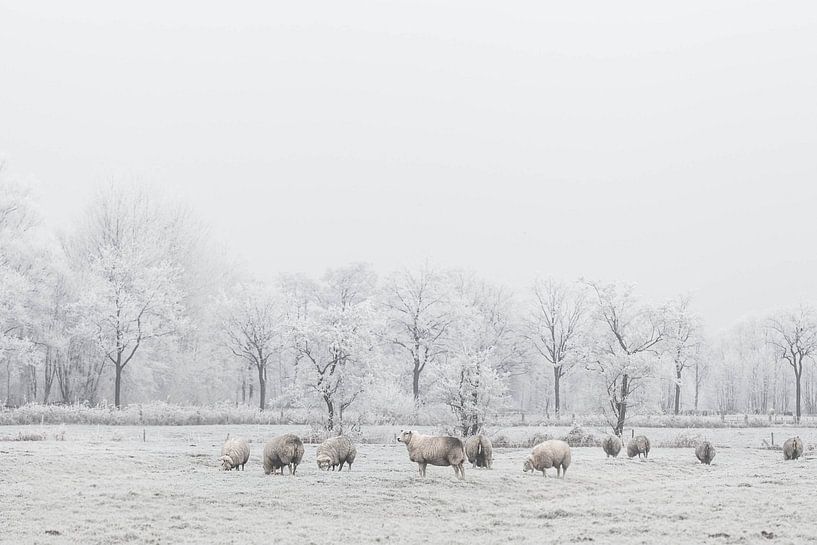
795, 364, 802, 424
614, 374, 629, 436
694, 362, 700, 411
324, 395, 335, 430
412, 359, 421, 401
553, 366, 561, 419
114, 364, 123, 408
257, 365, 266, 411
674, 367, 682, 415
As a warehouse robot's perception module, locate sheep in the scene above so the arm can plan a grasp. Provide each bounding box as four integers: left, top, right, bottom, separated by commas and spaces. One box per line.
783, 436, 804, 461
464, 434, 493, 469
695, 441, 716, 465
316, 435, 357, 471
523, 439, 571, 478
220, 438, 250, 471
263, 433, 305, 475
602, 435, 622, 458
397, 430, 466, 480
627, 435, 651, 459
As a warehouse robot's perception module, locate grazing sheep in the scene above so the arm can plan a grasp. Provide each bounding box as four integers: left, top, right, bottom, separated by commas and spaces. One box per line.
523, 440, 571, 478
220, 438, 250, 471
783, 436, 804, 461
464, 435, 493, 469
627, 435, 651, 459
316, 435, 357, 471
397, 430, 465, 480
263, 434, 305, 475
695, 441, 716, 465
602, 435, 622, 458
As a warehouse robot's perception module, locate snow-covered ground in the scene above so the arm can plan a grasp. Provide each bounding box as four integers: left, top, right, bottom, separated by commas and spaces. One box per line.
2, 425, 816, 545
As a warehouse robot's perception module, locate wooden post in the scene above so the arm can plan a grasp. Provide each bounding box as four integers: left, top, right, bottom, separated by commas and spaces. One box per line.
771, 432, 774, 446
142, 428, 146, 442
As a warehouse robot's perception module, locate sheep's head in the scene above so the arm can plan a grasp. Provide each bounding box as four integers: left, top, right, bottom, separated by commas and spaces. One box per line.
220, 455, 234, 470
397, 430, 413, 445
522, 457, 534, 473
316, 454, 332, 471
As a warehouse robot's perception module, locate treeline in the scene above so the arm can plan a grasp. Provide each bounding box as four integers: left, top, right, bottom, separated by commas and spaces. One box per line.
2, 169, 816, 434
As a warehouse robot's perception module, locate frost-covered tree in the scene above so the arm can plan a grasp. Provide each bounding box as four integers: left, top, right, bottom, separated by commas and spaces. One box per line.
524, 278, 587, 418
585, 281, 665, 436
766, 307, 817, 423
222, 282, 282, 410
0, 163, 50, 405
291, 264, 378, 431
664, 295, 704, 414
65, 186, 186, 407
383, 265, 452, 402
434, 276, 522, 436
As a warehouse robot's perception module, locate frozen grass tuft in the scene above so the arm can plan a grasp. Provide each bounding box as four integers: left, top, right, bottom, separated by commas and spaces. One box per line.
0, 431, 47, 441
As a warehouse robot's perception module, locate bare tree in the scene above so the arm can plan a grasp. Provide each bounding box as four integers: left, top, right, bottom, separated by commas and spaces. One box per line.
524, 278, 587, 418
585, 281, 665, 436
223, 283, 281, 411
383, 265, 452, 402
767, 307, 817, 423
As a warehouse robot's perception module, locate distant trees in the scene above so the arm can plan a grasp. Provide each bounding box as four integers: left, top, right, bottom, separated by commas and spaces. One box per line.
766, 307, 817, 423
524, 278, 587, 418
222, 283, 282, 410
383, 265, 452, 402
6, 164, 817, 426
664, 296, 703, 414
585, 281, 665, 436
65, 186, 186, 407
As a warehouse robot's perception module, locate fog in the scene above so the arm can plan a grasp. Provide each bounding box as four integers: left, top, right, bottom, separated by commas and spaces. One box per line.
2, 0, 816, 331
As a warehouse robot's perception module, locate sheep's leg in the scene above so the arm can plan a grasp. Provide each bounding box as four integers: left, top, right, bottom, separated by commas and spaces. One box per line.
557, 466, 561, 478
561, 466, 567, 479
339, 461, 345, 471
542, 469, 547, 477
419, 463, 427, 477
459, 463, 465, 480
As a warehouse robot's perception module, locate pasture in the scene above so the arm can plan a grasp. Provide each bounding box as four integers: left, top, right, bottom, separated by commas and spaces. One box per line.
1, 425, 816, 545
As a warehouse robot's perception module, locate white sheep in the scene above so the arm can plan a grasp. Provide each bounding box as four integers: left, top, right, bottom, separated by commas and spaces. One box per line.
263, 434, 305, 475
220, 438, 250, 471
602, 435, 622, 458
783, 436, 804, 461
523, 440, 571, 478
397, 430, 465, 480
316, 435, 357, 471
627, 435, 650, 459
695, 441, 716, 465
464, 434, 493, 469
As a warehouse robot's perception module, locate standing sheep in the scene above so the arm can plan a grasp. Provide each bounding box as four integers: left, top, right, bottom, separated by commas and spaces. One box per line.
602, 435, 622, 458
397, 430, 466, 480
464, 435, 493, 469
220, 438, 250, 471
263, 434, 305, 475
523, 440, 571, 478
695, 441, 716, 465
316, 435, 357, 471
627, 435, 651, 459
783, 436, 804, 461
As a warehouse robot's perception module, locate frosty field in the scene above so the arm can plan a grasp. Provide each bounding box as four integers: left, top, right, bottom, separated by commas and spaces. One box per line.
2, 426, 817, 545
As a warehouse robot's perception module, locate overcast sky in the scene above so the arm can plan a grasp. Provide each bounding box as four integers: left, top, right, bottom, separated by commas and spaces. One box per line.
1, 1, 816, 332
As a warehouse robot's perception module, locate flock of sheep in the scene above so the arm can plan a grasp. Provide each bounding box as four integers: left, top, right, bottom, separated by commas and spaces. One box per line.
218, 430, 807, 479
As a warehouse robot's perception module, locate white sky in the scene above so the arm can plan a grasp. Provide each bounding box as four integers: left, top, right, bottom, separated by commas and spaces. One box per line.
1, 1, 816, 332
